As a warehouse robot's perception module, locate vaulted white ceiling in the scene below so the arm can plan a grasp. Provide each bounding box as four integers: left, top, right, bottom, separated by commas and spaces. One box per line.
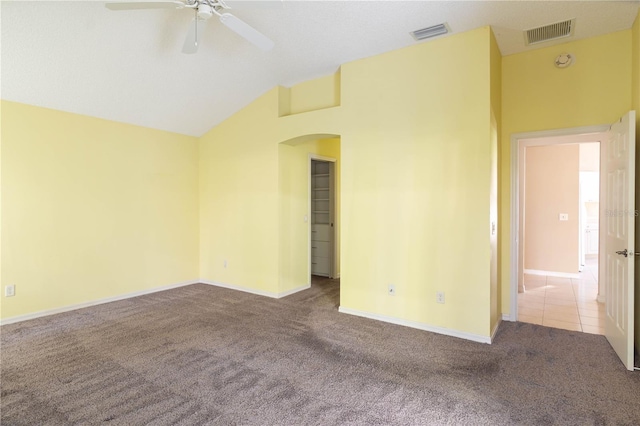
2, 0, 639, 136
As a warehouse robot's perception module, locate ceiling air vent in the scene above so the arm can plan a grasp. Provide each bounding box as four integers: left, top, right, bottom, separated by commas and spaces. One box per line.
525, 19, 575, 45
410, 23, 449, 41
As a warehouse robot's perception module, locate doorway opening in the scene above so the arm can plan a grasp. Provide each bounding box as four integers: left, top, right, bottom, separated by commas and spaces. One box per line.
310, 157, 337, 280
518, 139, 603, 334
510, 112, 637, 371
278, 134, 340, 306
509, 125, 610, 336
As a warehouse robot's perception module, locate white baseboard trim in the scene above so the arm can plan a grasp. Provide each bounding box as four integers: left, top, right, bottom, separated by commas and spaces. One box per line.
201, 280, 278, 298
0, 280, 200, 326
338, 306, 492, 344
524, 269, 580, 279
200, 280, 310, 299
597, 294, 606, 303
278, 284, 311, 298
502, 313, 514, 322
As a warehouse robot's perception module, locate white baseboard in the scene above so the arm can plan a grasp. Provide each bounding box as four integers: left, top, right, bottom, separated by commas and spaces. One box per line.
338, 306, 492, 344
0, 279, 200, 326
200, 280, 310, 299
524, 269, 580, 279
502, 313, 514, 322
278, 284, 311, 298
1, 279, 313, 326
200, 280, 277, 298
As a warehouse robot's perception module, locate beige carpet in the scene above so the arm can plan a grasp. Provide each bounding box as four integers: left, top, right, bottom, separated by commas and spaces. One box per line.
2, 278, 639, 425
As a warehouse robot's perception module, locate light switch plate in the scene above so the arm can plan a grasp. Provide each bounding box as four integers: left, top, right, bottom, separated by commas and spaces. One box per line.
559, 213, 569, 221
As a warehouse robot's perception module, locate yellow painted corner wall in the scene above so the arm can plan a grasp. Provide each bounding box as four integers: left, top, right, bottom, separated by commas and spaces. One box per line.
500, 30, 633, 315
199, 92, 281, 294
198, 86, 345, 297
279, 137, 341, 294
490, 28, 502, 332
199, 26, 496, 338
339, 27, 494, 337
1, 101, 199, 320
286, 72, 341, 115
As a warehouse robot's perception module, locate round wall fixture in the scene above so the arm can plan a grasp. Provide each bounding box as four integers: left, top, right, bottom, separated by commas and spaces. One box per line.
554, 53, 573, 68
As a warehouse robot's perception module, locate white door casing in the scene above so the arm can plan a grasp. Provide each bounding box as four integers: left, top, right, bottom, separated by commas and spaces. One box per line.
603, 110, 635, 371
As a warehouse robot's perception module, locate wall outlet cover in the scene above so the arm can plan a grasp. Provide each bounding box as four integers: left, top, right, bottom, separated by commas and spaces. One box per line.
5, 285, 16, 297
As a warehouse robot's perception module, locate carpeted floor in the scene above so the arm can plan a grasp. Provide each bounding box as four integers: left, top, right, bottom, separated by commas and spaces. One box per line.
1, 278, 639, 425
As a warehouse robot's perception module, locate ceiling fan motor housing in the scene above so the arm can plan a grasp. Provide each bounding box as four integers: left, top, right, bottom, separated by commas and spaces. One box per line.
197, 3, 214, 19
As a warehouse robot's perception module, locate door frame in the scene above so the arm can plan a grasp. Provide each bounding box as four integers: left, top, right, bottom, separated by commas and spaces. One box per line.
509, 124, 609, 322
309, 154, 338, 279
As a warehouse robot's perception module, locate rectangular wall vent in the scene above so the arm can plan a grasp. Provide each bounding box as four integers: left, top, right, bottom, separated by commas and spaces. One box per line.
410, 23, 449, 41
525, 19, 575, 45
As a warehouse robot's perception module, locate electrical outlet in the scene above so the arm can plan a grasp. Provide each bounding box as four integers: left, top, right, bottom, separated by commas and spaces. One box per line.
224, 260, 228, 268
388, 284, 395, 296
436, 291, 445, 304
5, 285, 15, 297
559, 213, 569, 221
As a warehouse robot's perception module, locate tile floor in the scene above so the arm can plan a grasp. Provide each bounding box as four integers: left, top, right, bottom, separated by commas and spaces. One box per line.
517, 257, 605, 334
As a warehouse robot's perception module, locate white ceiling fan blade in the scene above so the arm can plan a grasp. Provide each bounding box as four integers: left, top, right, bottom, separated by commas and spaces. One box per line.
105, 0, 185, 11
219, 13, 274, 51
182, 18, 207, 54
224, 0, 284, 10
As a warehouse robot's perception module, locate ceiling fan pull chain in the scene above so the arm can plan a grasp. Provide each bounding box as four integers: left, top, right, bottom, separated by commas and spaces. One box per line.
194, 9, 199, 46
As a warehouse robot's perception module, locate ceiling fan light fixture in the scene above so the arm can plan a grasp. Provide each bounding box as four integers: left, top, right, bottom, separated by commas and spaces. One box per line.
197, 3, 214, 19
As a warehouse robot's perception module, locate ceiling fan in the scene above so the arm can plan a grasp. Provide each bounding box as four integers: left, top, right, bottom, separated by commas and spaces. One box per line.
105, 0, 276, 54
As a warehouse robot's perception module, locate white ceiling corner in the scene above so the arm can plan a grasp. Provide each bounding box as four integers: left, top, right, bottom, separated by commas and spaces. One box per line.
2, 0, 639, 136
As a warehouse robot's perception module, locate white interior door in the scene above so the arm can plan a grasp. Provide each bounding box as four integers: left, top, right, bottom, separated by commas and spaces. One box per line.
603, 110, 636, 371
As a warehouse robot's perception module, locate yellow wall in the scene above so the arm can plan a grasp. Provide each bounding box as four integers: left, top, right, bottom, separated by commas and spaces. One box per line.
1, 101, 199, 319
279, 137, 340, 294
501, 30, 633, 315
199, 93, 281, 294
198, 82, 344, 296
490, 29, 501, 332
339, 27, 493, 337
283, 73, 341, 116
198, 27, 496, 338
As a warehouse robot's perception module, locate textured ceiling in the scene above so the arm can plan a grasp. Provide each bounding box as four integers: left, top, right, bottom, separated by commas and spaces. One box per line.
2, 0, 639, 136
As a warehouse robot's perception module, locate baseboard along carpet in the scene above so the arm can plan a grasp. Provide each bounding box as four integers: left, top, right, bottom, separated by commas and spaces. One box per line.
2, 277, 639, 425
